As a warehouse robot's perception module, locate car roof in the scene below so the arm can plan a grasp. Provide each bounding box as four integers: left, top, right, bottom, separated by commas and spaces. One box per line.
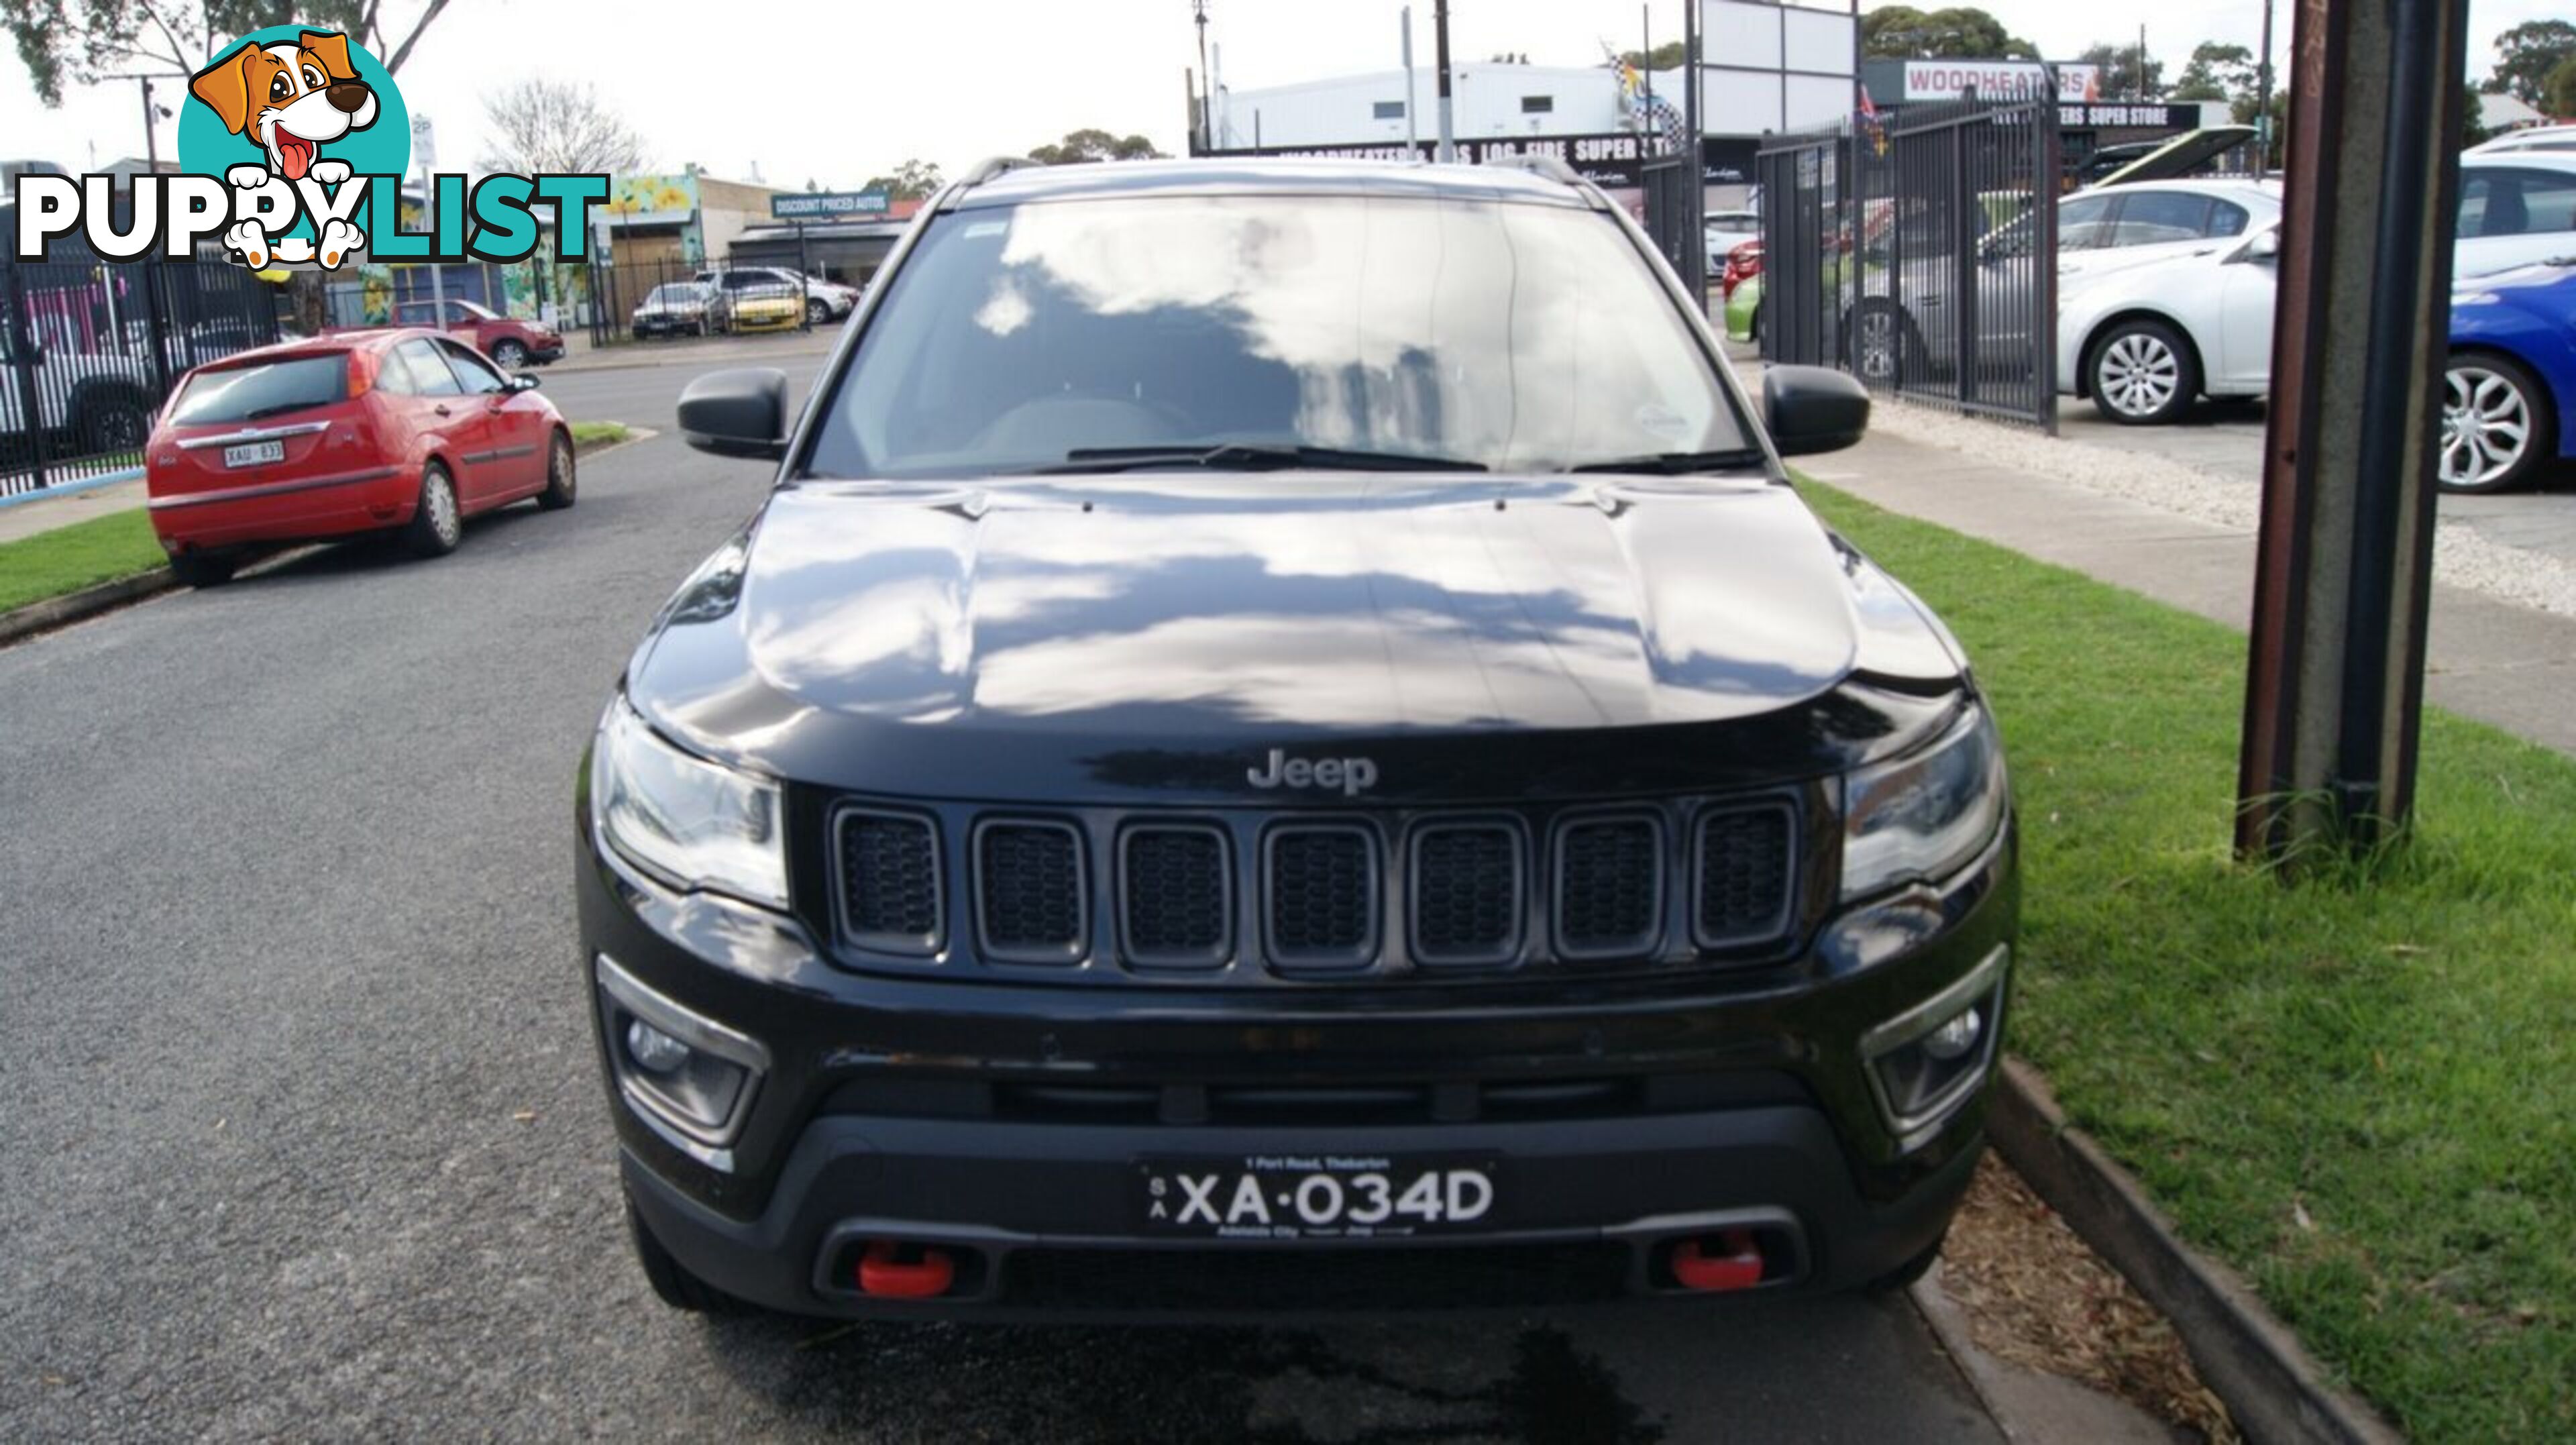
2461, 150, 2576, 171
199, 327, 441, 366
2072, 177, 2282, 204
953, 157, 1595, 210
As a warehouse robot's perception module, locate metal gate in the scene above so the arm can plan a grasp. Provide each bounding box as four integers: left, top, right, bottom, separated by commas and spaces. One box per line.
3, 236, 280, 499
1640, 152, 1706, 306
1758, 93, 2061, 429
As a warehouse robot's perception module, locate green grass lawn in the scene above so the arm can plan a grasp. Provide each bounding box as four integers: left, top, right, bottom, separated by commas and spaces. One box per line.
570, 421, 633, 449
0, 509, 166, 614
1802, 482, 2576, 1442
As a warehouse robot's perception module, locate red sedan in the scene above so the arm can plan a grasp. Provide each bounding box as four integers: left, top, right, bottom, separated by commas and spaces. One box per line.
145, 329, 577, 587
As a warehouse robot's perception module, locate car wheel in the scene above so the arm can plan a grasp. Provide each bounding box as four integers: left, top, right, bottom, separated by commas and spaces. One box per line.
2088, 319, 2199, 426
627, 1199, 748, 1315
2440, 352, 2554, 494
76, 388, 151, 454
1846, 302, 1917, 388
168, 551, 235, 588
490, 338, 529, 369
537, 430, 578, 511
806, 298, 830, 325
402, 460, 463, 559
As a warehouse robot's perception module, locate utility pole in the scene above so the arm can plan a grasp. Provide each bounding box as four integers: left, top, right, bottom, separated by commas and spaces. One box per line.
2255, 0, 2277, 172
140, 77, 160, 172
2136, 24, 2149, 101
1193, 1, 1212, 154
1403, 7, 1420, 154
1434, 0, 1456, 162
2237, 0, 2475, 864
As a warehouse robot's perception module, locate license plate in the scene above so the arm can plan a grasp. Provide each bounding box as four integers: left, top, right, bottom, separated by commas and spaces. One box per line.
223, 440, 285, 468
1138, 1154, 1498, 1240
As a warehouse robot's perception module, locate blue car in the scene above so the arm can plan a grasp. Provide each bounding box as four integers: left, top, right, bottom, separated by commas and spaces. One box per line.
2447, 260, 2575, 492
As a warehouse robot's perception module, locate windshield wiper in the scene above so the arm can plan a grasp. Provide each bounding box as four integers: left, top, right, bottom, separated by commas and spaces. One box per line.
238, 401, 325, 422
1042, 443, 1487, 474
1564, 448, 1769, 475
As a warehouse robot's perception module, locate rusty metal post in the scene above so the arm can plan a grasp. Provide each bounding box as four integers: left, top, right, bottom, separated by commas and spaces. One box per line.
2235, 0, 2474, 863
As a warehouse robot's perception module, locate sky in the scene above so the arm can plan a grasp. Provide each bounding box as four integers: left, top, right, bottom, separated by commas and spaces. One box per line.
0, 0, 2561, 189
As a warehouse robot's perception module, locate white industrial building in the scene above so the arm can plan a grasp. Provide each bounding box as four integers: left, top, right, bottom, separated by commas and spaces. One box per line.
1203, 1, 1862, 154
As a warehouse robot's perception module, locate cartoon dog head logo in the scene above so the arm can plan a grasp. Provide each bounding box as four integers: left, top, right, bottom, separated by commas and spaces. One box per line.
189, 31, 379, 183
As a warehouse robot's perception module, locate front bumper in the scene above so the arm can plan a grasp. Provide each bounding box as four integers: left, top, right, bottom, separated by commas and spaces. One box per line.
580, 815, 2017, 1318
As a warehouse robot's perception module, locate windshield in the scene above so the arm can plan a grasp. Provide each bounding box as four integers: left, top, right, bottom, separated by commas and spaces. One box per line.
647, 285, 700, 303
805, 193, 1751, 478
166, 354, 347, 425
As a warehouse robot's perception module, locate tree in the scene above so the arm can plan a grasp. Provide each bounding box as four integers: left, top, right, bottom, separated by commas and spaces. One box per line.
2076, 41, 2163, 101
862, 158, 944, 201
1860, 7, 2039, 61
1, 0, 451, 106
2546, 55, 2576, 120
1026, 129, 1164, 165
477, 79, 643, 176
2489, 19, 2576, 107
2168, 42, 2255, 105
1617, 41, 1687, 70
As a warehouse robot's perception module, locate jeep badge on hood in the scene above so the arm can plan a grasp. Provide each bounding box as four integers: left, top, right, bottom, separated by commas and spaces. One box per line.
1246, 748, 1380, 796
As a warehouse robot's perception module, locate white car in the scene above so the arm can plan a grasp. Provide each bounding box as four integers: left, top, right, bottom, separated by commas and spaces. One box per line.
1704, 209, 1760, 260
694, 266, 859, 323
2468, 124, 2576, 158
2061, 154, 2576, 424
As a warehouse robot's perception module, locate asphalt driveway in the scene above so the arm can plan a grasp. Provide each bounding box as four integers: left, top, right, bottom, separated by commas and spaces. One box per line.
0, 358, 2004, 1442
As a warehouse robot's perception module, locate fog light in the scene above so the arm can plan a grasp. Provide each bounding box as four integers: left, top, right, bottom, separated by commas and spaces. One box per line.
1922, 1004, 1982, 1062
1860, 947, 2009, 1153
594, 954, 771, 1172
626, 1018, 692, 1074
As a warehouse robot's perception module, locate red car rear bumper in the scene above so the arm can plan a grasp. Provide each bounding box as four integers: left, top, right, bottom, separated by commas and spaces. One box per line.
148, 463, 417, 552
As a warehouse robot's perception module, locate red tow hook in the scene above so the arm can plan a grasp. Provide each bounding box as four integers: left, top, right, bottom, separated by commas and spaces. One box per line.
1670, 1230, 1766, 1293
857, 1239, 956, 1299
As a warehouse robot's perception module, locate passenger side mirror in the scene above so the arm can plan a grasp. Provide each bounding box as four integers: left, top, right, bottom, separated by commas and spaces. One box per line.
678, 368, 790, 462
2247, 230, 2281, 263
507, 373, 541, 392
1763, 366, 1872, 458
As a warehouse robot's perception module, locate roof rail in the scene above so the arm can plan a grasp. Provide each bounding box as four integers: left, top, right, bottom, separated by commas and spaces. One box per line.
961, 156, 1040, 186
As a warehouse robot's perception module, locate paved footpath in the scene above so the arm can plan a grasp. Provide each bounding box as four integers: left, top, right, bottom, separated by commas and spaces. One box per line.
1806, 409, 2576, 760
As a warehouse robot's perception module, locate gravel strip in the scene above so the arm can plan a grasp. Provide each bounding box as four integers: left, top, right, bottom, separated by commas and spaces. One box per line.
1870, 400, 2576, 621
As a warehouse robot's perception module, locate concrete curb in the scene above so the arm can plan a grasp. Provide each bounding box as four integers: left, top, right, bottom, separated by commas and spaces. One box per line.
549, 335, 840, 376
1911, 1263, 2184, 1445
0, 569, 176, 647
0, 466, 145, 511
0, 429, 656, 648
1988, 1057, 2406, 1445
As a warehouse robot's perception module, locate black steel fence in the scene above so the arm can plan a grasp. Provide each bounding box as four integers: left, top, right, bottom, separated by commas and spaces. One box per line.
1758, 94, 2061, 430
583, 255, 851, 350
1640, 152, 1707, 305
3, 239, 280, 499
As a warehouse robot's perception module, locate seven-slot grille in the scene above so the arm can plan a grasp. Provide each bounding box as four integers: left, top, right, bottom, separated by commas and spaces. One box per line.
830, 800, 1801, 975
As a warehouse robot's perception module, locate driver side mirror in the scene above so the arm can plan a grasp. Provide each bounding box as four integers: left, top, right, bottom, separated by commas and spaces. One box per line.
2247, 230, 2281, 262
678, 367, 790, 462
1764, 366, 1872, 458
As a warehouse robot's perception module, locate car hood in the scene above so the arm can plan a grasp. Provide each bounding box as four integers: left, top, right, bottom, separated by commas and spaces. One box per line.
629, 474, 1968, 803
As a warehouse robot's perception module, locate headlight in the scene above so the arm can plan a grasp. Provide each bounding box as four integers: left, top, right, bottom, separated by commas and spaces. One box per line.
591, 698, 788, 908
1841, 703, 2008, 901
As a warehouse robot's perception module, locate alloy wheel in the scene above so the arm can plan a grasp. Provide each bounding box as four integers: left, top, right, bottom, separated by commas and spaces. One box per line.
1854, 308, 1901, 385
2097, 333, 2180, 419
2440, 364, 2532, 490
493, 340, 527, 368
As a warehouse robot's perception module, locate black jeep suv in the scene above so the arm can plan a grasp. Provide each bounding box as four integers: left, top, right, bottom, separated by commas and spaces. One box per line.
579, 158, 2017, 1318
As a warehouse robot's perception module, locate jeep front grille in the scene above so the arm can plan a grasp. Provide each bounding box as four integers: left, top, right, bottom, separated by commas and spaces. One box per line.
1120, 824, 1231, 967
1554, 815, 1665, 960
1410, 822, 1524, 966
975, 820, 1087, 963
824, 795, 1803, 979
1265, 824, 1381, 968
1695, 804, 1795, 947
833, 808, 943, 954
